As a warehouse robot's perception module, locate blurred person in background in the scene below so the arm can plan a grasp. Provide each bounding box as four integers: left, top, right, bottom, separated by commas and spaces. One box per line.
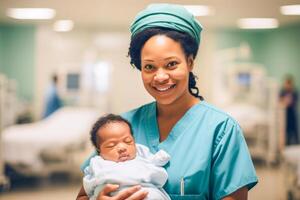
280, 75, 299, 145
43, 74, 62, 118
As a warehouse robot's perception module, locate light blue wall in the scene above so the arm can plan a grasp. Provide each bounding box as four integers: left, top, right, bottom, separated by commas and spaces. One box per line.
0, 24, 36, 101
215, 30, 266, 64
261, 25, 300, 85
215, 23, 300, 88
215, 23, 300, 134
0, 30, 4, 72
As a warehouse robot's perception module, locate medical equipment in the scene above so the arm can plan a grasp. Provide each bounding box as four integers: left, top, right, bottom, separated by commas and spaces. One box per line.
54, 68, 82, 107
55, 62, 113, 113
213, 43, 283, 165
2, 106, 100, 177
0, 74, 13, 190
0, 75, 18, 128
282, 145, 300, 200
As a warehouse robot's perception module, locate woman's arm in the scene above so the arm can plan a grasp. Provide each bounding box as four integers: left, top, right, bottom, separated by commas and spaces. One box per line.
222, 187, 248, 200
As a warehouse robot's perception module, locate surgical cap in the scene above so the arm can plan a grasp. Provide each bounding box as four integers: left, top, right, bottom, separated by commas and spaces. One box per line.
130, 3, 203, 45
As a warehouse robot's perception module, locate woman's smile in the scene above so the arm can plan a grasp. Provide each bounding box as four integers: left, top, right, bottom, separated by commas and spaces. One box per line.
152, 84, 176, 92
141, 35, 193, 105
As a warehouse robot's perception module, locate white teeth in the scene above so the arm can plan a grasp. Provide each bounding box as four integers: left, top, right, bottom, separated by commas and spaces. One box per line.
157, 87, 170, 91
155, 85, 174, 92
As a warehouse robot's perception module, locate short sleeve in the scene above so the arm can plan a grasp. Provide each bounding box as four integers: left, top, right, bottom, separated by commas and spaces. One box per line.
211, 121, 258, 200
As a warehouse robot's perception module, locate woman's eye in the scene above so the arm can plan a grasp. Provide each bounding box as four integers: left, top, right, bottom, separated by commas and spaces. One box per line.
143, 64, 154, 71
167, 61, 178, 68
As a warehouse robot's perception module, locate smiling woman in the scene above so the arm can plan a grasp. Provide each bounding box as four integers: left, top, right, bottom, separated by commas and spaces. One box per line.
129, 26, 203, 102
77, 3, 257, 200
140, 35, 193, 106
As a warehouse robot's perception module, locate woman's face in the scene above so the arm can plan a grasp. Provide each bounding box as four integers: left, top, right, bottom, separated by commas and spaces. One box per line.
98, 122, 136, 162
140, 35, 193, 105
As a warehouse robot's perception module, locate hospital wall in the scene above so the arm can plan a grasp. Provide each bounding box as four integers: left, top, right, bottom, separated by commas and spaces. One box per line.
0, 24, 35, 102
214, 23, 300, 89
1, 23, 300, 120
34, 26, 154, 118
33, 26, 213, 118
214, 22, 300, 132
0, 23, 214, 118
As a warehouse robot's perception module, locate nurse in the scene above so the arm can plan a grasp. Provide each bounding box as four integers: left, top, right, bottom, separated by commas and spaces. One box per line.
77, 3, 258, 200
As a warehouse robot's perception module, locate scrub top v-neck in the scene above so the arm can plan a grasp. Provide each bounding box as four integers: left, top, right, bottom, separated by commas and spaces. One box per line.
141, 100, 201, 152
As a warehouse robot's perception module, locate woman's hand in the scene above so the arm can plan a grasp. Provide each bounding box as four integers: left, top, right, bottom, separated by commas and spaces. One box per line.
97, 184, 148, 200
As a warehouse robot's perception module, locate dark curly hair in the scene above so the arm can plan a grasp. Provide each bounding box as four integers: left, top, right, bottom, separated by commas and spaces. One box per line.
128, 27, 204, 100
90, 114, 133, 152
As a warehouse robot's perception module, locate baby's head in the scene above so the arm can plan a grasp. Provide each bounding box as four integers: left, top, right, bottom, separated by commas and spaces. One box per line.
90, 114, 137, 162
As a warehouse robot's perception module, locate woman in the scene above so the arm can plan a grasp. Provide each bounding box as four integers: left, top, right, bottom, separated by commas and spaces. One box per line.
77, 4, 257, 200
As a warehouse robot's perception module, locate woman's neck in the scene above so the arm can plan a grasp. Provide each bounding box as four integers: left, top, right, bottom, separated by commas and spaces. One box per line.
156, 93, 200, 119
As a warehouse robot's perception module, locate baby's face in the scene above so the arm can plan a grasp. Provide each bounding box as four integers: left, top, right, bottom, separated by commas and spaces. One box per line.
98, 122, 136, 162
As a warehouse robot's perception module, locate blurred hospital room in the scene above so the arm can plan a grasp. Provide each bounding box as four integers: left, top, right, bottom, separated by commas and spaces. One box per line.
0, 0, 300, 199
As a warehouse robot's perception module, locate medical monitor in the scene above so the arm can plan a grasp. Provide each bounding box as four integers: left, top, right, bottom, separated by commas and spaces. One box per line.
66, 73, 80, 91
237, 72, 251, 87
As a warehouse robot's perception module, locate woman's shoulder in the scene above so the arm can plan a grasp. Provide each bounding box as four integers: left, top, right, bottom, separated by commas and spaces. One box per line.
199, 101, 245, 147
198, 101, 239, 125
121, 101, 156, 122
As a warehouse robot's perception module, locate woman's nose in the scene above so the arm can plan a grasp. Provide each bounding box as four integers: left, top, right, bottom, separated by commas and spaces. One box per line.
154, 68, 169, 82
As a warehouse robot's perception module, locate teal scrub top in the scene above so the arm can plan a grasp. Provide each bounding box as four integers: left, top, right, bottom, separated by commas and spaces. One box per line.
81, 101, 258, 200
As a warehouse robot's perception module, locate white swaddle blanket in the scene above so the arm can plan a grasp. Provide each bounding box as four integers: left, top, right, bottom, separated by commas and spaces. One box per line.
83, 144, 171, 200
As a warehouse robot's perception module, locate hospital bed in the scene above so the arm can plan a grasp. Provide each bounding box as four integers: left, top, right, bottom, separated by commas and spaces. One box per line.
282, 145, 300, 200
2, 106, 100, 177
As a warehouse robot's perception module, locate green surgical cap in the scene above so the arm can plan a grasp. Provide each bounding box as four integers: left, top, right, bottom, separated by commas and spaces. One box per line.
130, 3, 203, 45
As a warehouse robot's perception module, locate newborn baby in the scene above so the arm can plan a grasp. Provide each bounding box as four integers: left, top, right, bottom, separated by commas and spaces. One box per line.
83, 114, 171, 200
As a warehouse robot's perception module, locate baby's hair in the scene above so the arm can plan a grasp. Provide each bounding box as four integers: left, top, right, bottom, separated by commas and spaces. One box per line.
90, 114, 133, 151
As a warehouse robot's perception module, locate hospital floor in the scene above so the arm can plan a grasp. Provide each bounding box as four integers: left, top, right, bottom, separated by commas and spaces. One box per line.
0, 163, 288, 200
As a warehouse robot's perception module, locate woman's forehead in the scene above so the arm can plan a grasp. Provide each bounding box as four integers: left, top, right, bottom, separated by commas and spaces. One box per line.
144, 35, 179, 46
141, 35, 185, 58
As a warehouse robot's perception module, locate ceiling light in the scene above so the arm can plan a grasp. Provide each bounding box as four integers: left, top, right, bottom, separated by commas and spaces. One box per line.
53, 20, 74, 32
6, 8, 55, 20
280, 5, 300, 15
184, 5, 214, 16
237, 18, 279, 29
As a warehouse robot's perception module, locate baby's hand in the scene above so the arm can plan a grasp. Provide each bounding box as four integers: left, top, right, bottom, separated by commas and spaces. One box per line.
97, 184, 148, 200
